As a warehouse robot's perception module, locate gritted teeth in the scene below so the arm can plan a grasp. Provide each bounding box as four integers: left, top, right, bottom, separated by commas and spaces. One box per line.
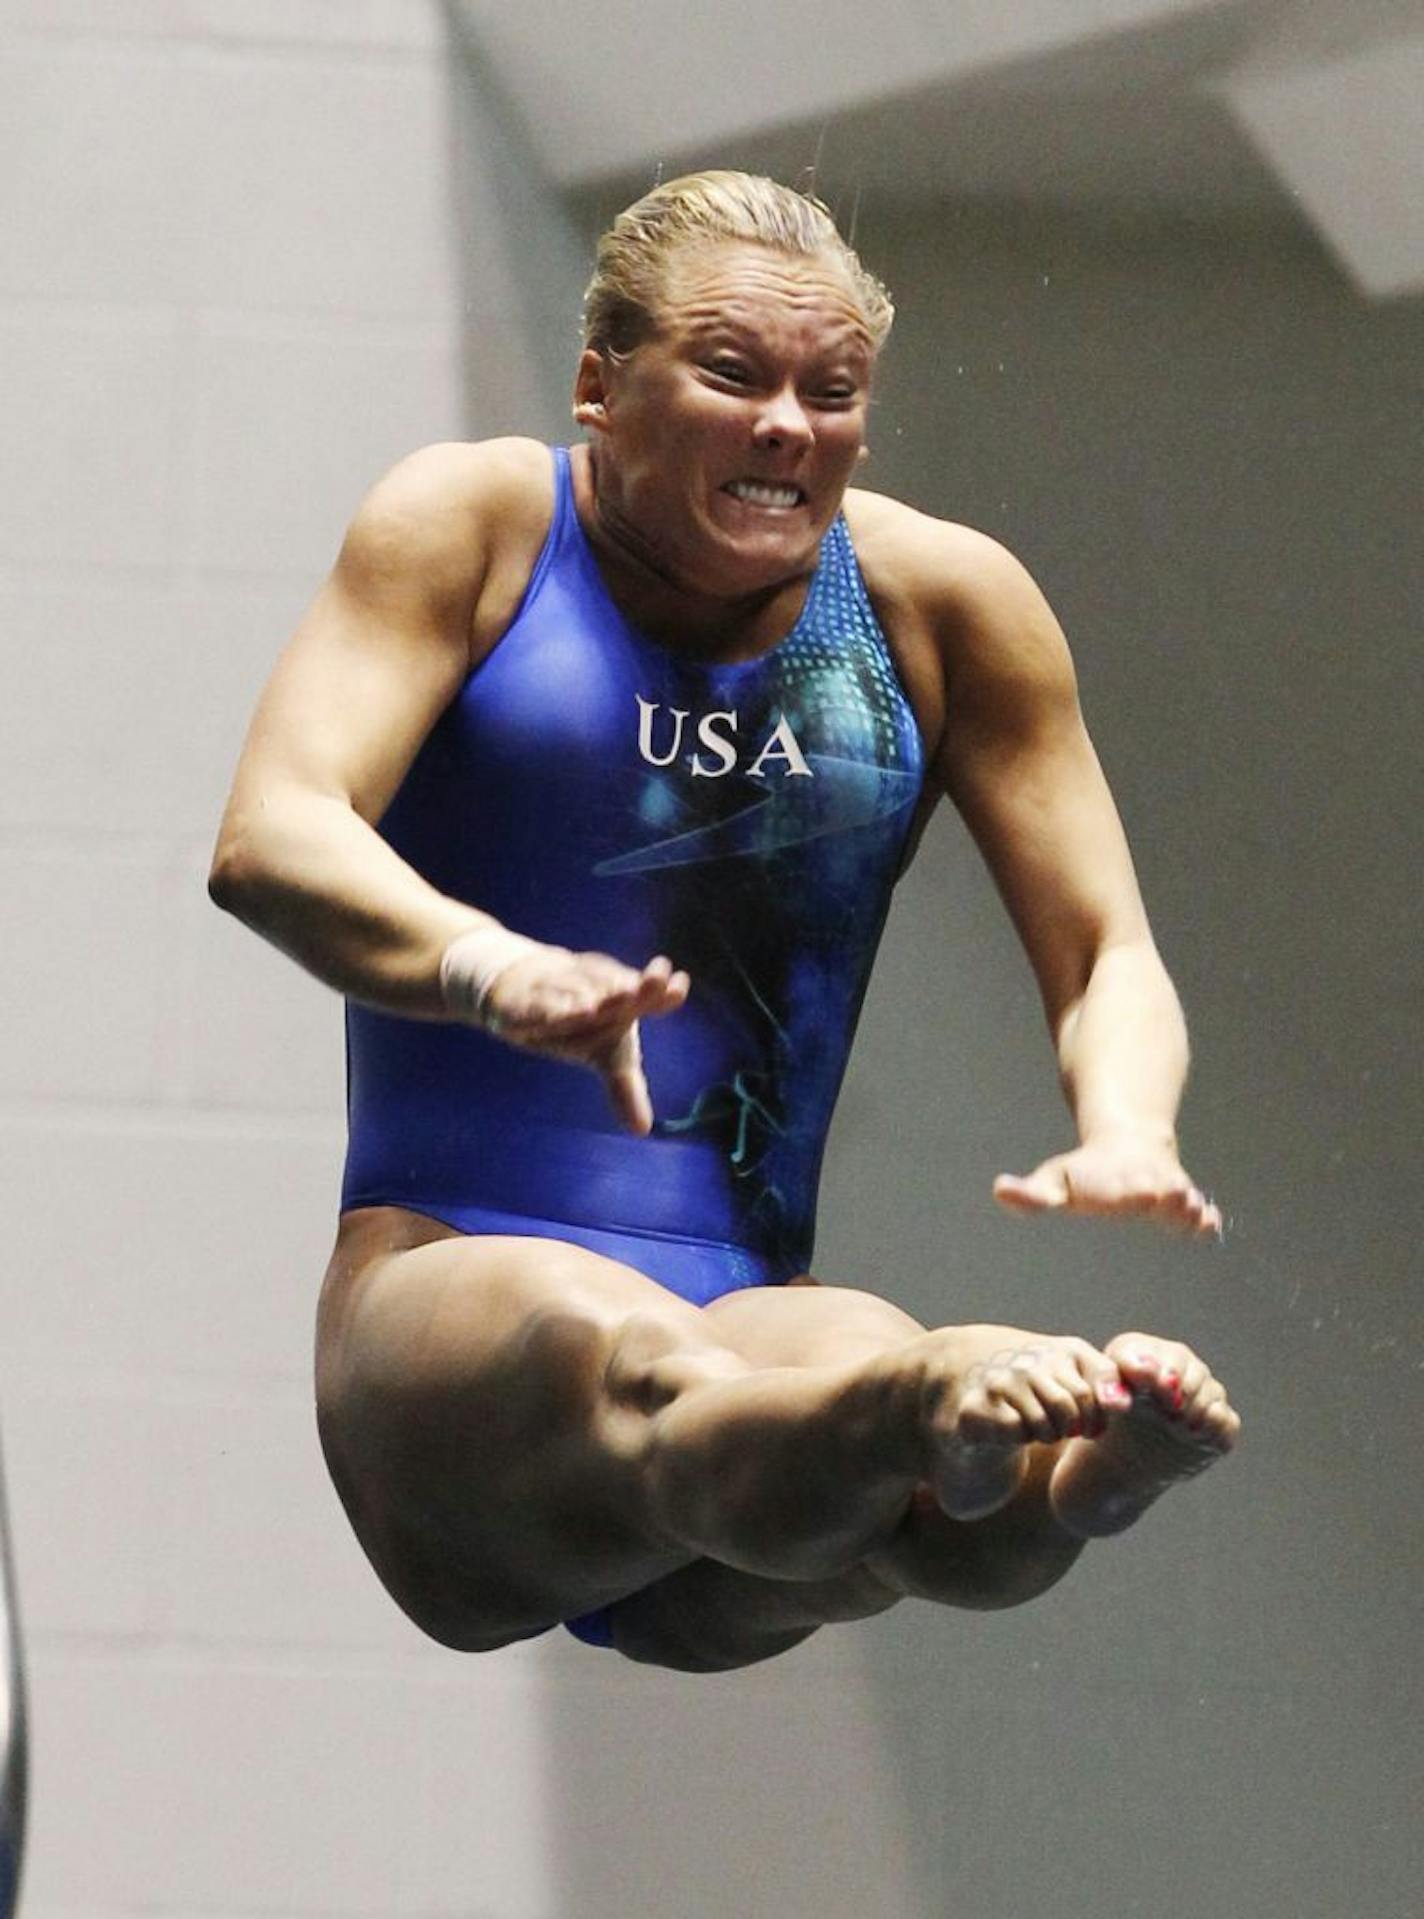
724, 479, 806, 508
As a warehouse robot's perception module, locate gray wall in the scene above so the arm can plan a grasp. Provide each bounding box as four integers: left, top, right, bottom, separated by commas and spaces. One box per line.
1, 5, 564, 1913
2, 4, 1420, 1916
828, 199, 1423, 1913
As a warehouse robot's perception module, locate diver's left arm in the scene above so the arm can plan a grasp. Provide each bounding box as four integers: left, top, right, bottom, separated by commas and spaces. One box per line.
927, 529, 1219, 1237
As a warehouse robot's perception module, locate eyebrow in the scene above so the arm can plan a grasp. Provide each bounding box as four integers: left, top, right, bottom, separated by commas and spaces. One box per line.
678, 312, 874, 361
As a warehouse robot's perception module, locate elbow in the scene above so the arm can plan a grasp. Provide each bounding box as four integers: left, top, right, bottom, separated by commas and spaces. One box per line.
207, 822, 266, 919
206, 850, 241, 914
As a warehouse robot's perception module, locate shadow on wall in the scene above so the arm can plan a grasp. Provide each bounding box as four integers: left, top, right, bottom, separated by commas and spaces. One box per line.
445, 1, 589, 445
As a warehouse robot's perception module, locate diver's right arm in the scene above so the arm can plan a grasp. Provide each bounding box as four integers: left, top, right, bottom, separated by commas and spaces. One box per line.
207, 439, 686, 1131
208, 441, 521, 1017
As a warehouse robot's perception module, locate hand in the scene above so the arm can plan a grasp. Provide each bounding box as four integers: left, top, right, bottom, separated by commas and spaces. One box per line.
993, 1134, 1222, 1238
483, 947, 690, 1136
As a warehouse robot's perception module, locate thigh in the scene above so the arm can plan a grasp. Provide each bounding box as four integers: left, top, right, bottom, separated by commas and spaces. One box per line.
595, 1280, 929, 1667
702, 1274, 927, 1370
316, 1206, 749, 1651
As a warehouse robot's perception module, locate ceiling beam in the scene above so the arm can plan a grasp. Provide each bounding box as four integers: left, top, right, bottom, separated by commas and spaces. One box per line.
1217, 28, 1424, 297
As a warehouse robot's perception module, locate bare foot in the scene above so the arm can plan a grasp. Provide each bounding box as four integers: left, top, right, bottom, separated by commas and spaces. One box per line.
1048, 1333, 1240, 1539
921, 1327, 1129, 1521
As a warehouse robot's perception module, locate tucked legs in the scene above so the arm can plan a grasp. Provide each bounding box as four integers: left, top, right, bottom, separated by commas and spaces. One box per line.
316, 1208, 1240, 1670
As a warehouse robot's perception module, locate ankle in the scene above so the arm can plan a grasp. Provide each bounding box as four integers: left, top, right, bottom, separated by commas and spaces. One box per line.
857, 1340, 940, 1481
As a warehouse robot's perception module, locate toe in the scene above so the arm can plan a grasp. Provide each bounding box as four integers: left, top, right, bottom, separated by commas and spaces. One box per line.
1104, 1336, 1165, 1388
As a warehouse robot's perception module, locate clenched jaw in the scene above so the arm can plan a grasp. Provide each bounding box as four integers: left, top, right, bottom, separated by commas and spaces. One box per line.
722, 479, 807, 509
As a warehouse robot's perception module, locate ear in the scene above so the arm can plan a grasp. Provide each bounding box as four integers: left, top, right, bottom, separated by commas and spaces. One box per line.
572, 348, 612, 433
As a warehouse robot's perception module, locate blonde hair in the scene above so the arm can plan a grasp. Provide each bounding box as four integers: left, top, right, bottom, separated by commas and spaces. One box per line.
582, 170, 894, 357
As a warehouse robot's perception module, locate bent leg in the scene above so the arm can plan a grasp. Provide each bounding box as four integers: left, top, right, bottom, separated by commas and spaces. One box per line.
317, 1211, 1237, 1670
316, 1212, 941, 1651
603, 1284, 926, 1669
603, 1300, 1240, 1670
603, 1284, 1089, 1670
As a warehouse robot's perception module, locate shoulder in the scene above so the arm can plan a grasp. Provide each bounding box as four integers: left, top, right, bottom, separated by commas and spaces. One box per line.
843, 486, 1076, 707
338, 437, 555, 609
843, 487, 1063, 645
350, 436, 553, 535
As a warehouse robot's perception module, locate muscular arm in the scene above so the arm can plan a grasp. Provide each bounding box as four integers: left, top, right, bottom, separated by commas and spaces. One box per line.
209, 442, 504, 1014
208, 438, 686, 1128
925, 524, 1216, 1232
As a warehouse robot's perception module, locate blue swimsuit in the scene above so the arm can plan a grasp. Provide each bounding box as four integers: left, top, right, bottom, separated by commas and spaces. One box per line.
342, 446, 925, 1645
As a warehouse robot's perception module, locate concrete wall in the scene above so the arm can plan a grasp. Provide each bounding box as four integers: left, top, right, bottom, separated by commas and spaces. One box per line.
1, 5, 571, 1913
2, 6, 1420, 1916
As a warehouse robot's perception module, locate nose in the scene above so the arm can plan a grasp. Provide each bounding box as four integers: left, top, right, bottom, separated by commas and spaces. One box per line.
752, 380, 813, 450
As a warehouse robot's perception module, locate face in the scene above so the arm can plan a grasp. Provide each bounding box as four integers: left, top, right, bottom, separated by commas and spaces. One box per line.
576, 241, 877, 598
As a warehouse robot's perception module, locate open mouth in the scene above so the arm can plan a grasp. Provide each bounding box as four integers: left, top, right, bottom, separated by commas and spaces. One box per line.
721, 479, 807, 510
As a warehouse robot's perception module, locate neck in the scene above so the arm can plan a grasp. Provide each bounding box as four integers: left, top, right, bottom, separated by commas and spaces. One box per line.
573, 445, 813, 656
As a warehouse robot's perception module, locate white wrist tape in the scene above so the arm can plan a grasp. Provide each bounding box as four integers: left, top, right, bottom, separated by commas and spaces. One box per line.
439, 926, 542, 1029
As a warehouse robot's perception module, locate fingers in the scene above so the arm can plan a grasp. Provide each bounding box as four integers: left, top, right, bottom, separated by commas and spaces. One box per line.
994, 1153, 1223, 1239
490, 950, 688, 1038
1193, 1191, 1224, 1238
568, 954, 689, 1028
1143, 1180, 1222, 1239
590, 964, 695, 1134
481, 949, 689, 1135
992, 1169, 1068, 1213
602, 1022, 652, 1137
590, 963, 690, 1135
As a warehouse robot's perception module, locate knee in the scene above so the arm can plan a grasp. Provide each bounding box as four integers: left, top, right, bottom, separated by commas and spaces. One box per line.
603, 1308, 749, 1418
